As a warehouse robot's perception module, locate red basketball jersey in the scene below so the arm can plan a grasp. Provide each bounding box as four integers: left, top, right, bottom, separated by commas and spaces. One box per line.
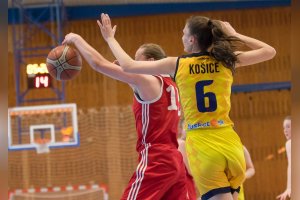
132, 75, 181, 152
123, 75, 188, 200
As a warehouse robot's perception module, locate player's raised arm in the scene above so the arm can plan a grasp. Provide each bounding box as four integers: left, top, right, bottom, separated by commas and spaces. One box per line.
97, 13, 177, 76
220, 21, 276, 68
62, 32, 145, 85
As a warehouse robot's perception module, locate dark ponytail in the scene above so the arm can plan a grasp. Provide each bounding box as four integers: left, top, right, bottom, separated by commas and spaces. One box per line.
187, 16, 243, 73
210, 20, 242, 73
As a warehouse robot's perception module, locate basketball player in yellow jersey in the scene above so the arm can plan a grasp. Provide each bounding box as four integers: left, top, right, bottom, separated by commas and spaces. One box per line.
98, 13, 276, 200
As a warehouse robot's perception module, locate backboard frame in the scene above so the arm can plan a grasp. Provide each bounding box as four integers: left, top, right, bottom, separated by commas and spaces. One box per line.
8, 103, 80, 151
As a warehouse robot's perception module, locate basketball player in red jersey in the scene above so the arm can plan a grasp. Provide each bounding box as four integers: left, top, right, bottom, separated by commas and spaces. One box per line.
62, 33, 189, 200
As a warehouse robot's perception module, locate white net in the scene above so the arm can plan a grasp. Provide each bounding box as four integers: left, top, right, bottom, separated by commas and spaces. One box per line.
35, 142, 50, 154
9, 106, 137, 199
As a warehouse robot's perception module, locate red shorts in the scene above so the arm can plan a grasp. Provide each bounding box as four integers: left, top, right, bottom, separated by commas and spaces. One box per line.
186, 170, 197, 200
121, 144, 188, 200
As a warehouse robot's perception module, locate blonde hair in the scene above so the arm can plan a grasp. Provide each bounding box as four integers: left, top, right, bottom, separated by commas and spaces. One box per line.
139, 43, 166, 60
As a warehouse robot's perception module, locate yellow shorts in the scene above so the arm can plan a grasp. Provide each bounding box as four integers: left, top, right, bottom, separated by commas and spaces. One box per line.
186, 126, 246, 200
238, 184, 244, 200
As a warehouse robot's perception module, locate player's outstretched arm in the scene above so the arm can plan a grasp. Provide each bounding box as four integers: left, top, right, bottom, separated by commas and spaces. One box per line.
220, 21, 276, 68
62, 33, 145, 85
97, 13, 177, 76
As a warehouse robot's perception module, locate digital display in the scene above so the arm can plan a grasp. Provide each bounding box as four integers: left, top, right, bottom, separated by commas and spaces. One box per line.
26, 63, 52, 89
27, 74, 52, 89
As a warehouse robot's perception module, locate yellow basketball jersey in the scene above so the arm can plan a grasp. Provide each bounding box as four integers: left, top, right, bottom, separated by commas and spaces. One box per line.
175, 52, 234, 130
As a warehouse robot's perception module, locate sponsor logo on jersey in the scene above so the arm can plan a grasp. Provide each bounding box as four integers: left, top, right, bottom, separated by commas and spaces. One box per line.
187, 120, 224, 130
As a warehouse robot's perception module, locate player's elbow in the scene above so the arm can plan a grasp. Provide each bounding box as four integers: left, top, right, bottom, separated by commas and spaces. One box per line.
265, 47, 276, 60
250, 169, 256, 179
246, 168, 255, 179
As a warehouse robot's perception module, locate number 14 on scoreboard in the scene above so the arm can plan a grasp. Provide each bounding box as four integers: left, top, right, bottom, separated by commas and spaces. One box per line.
27, 74, 52, 89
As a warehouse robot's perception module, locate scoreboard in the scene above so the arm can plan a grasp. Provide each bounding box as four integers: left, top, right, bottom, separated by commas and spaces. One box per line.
26, 63, 52, 89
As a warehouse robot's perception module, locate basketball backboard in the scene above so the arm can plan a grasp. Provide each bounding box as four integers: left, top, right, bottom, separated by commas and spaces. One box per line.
8, 103, 79, 151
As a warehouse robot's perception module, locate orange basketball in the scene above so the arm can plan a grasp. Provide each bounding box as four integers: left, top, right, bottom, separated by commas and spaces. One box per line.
46, 45, 82, 81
